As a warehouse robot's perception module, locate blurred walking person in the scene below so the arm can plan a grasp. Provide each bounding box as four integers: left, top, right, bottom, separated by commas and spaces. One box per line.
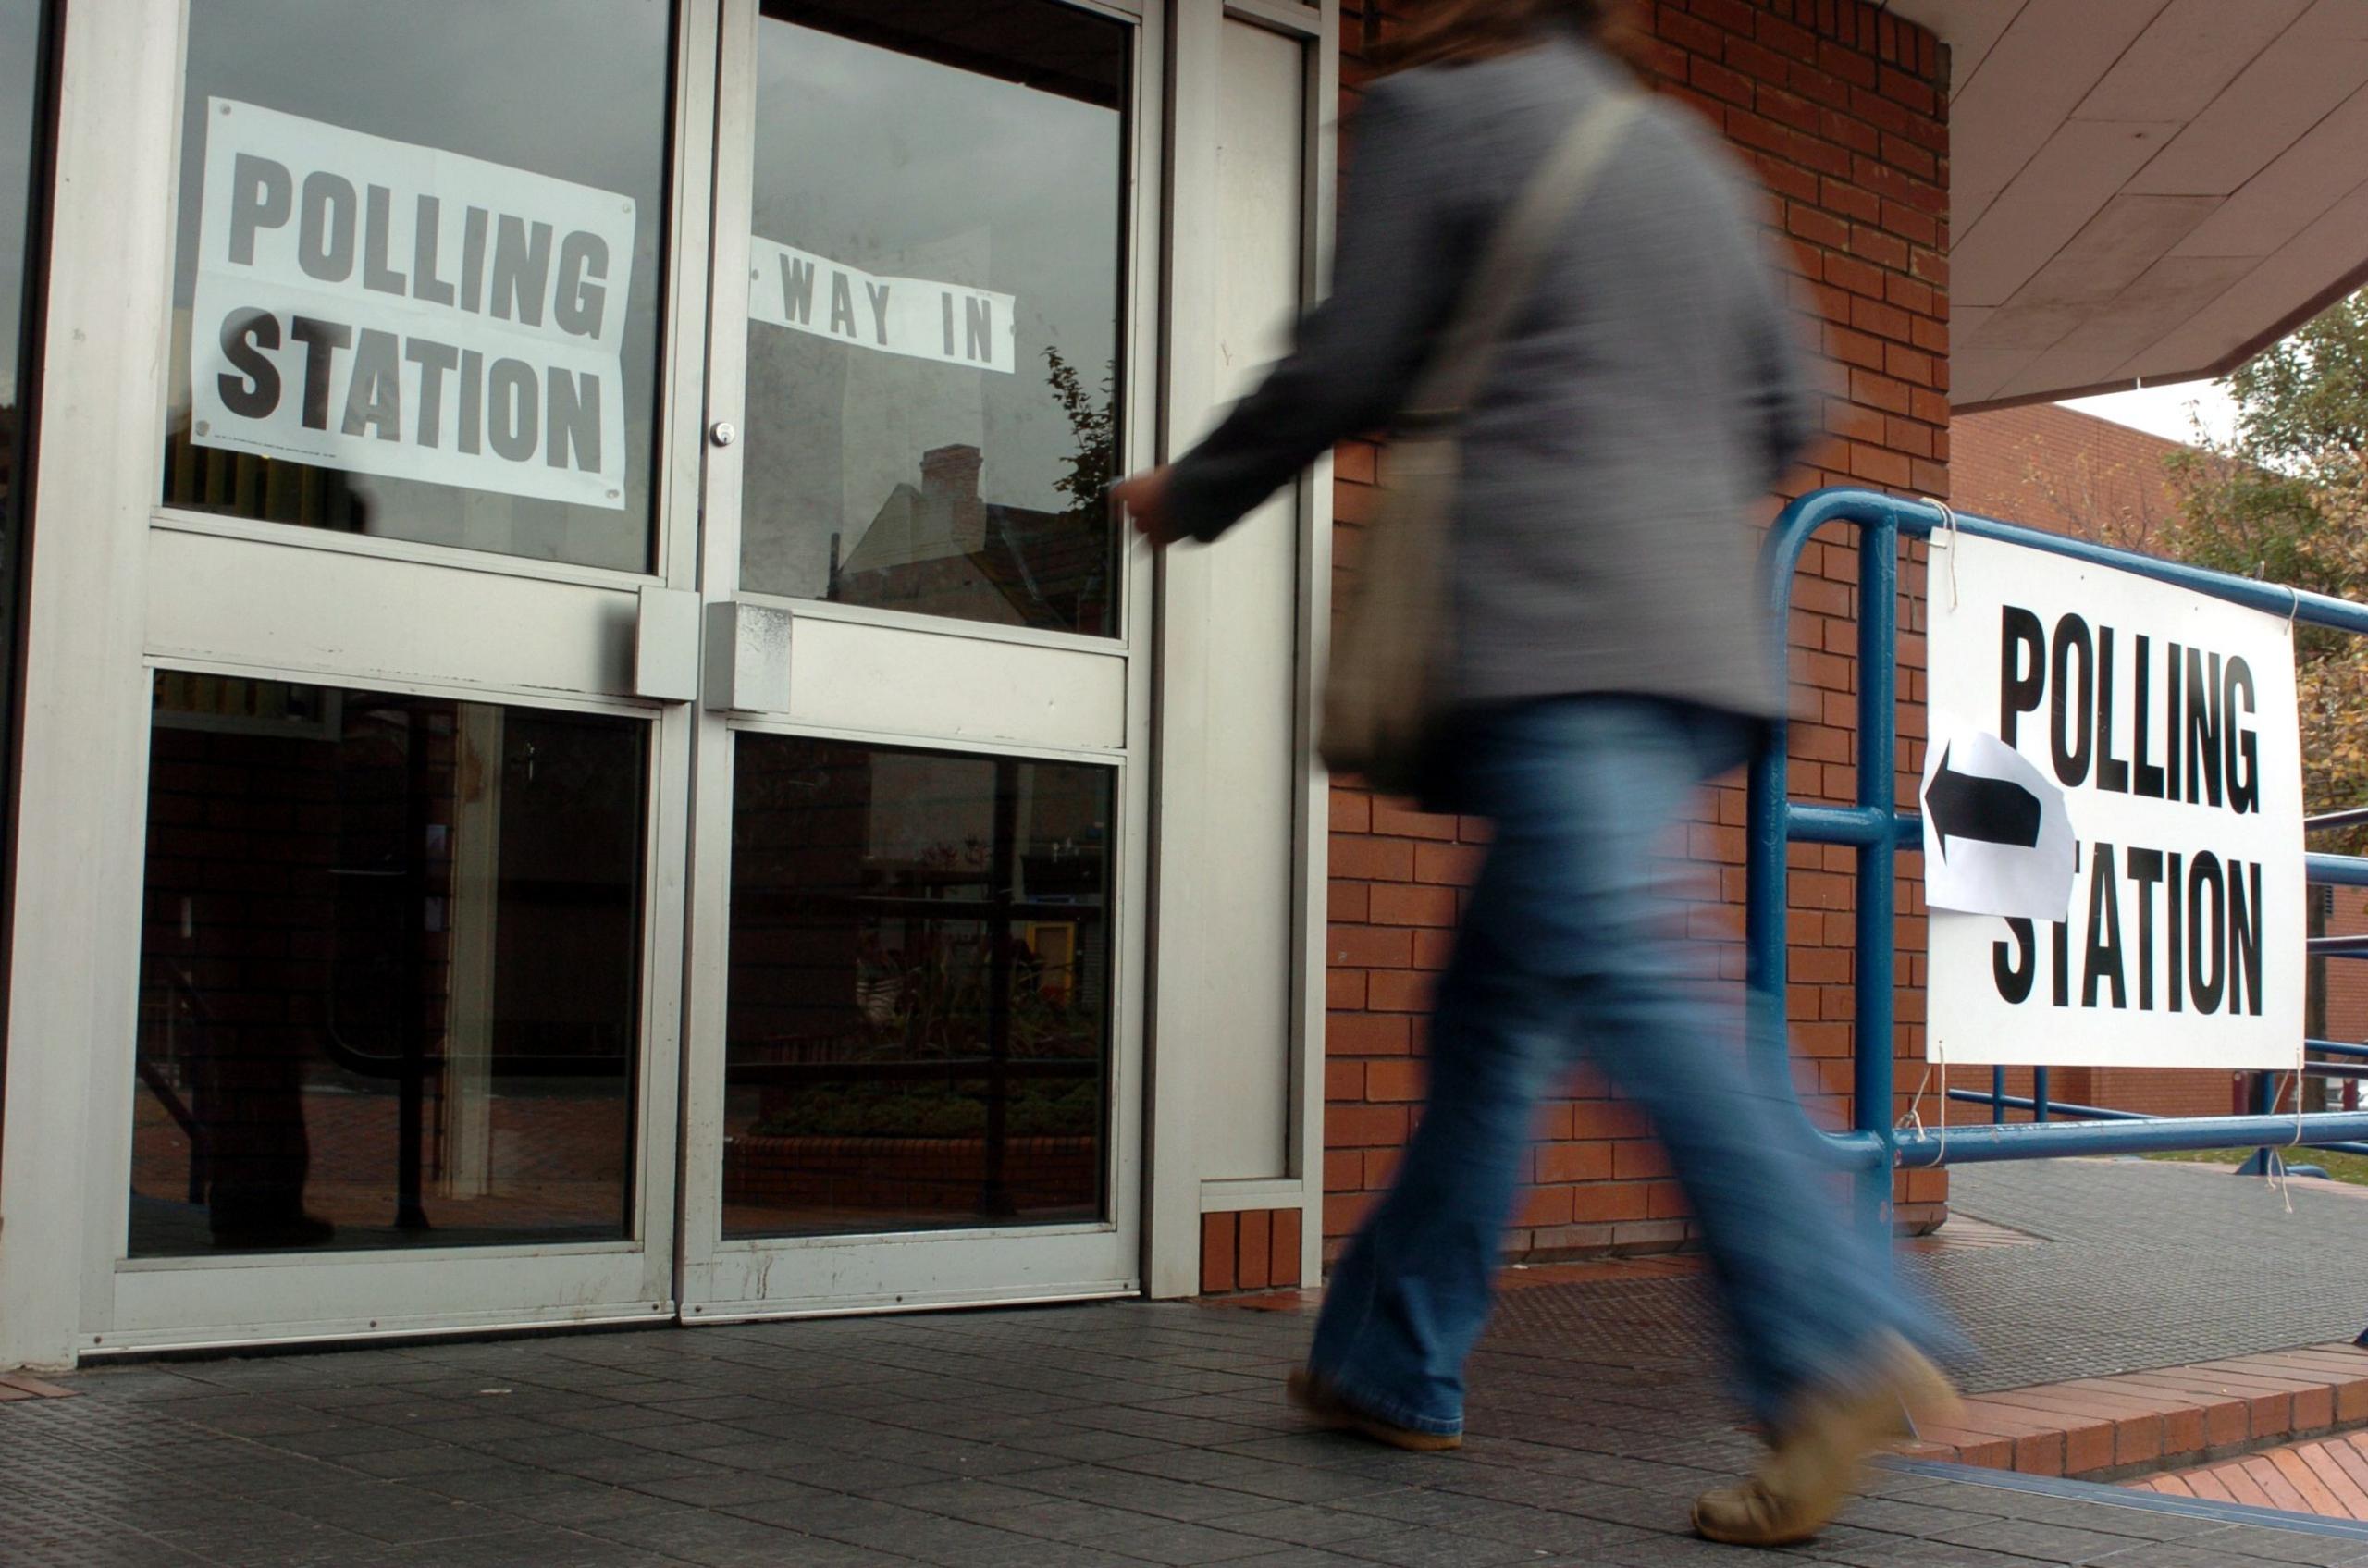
1114, 0, 1964, 1548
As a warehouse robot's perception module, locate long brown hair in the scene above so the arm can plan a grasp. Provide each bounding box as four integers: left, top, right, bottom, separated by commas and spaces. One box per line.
1375, 0, 1635, 72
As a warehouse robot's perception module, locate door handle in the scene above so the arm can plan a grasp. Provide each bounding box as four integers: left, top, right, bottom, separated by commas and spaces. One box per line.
703, 600, 794, 714
633, 586, 702, 702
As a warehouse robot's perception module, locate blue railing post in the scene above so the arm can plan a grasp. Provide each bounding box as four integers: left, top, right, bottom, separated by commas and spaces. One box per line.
1855, 509, 1900, 1241
2237, 1070, 2279, 1176
2032, 1068, 2051, 1123
1991, 1067, 2004, 1125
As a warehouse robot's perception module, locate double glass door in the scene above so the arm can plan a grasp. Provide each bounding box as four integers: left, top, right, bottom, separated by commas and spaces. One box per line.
105, 0, 1151, 1350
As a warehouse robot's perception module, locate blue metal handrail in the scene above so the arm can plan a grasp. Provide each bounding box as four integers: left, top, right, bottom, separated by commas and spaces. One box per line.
1944, 1087, 2368, 1159
1946, 1088, 2148, 1123
1748, 489, 2368, 1232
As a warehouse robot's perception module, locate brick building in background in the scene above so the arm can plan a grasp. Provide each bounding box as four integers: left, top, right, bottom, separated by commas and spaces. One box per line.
1953, 401, 2190, 556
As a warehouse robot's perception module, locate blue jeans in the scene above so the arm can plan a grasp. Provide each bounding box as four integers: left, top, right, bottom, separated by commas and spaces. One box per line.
1310, 696, 1958, 1436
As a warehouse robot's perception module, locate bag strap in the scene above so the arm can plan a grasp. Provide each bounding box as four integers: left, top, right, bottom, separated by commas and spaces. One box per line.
1403, 88, 1646, 426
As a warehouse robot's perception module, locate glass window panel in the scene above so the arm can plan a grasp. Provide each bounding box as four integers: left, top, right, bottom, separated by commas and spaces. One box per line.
724, 735, 1113, 1237
130, 676, 648, 1254
0, 0, 34, 415
159, 1, 672, 573
741, 1, 1127, 635
1, 0, 43, 809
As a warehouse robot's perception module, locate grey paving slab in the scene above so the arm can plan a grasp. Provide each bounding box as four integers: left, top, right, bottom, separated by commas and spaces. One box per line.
10, 1159, 2368, 1564
1488, 1159, 2368, 1396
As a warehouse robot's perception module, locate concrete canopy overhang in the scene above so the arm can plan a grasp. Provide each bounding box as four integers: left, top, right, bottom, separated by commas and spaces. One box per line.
1884, 0, 2368, 411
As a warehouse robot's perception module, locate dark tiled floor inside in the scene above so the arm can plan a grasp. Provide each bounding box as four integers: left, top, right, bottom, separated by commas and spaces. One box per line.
8, 1159, 2368, 1566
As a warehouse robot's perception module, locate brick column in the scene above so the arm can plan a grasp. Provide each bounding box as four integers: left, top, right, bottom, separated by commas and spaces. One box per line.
1321, 0, 1951, 1269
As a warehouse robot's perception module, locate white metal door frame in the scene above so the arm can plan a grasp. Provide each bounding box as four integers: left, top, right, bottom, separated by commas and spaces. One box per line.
672, 0, 1160, 1320
1143, 0, 1337, 1299
0, 0, 722, 1361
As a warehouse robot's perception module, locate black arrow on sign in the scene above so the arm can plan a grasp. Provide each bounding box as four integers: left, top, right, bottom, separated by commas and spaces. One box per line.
1927, 744, 2042, 859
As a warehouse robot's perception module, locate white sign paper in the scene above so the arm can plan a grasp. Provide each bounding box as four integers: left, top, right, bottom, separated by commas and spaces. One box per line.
1926, 530, 2305, 1069
1919, 722, 2075, 921
749, 237, 1015, 375
191, 98, 635, 509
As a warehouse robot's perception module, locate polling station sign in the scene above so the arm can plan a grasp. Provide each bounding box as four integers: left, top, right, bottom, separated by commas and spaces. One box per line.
1926, 530, 2306, 1070
748, 236, 1015, 374
191, 99, 633, 510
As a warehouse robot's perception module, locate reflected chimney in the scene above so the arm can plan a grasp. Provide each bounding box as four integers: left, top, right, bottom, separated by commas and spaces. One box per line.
919, 443, 986, 554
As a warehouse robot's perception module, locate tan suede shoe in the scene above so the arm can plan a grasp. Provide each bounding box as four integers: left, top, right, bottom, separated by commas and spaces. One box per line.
1691, 1335, 1961, 1548
1285, 1368, 1463, 1452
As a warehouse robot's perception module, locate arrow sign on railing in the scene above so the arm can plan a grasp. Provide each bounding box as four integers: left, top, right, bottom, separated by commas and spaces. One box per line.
1927, 745, 2042, 855
1920, 721, 2075, 921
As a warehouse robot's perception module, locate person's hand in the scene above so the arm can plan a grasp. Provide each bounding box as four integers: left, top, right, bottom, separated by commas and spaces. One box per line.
1113, 465, 1188, 549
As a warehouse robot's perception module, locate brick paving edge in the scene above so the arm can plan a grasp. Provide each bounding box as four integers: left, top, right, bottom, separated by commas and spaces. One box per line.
1902, 1342, 2368, 1482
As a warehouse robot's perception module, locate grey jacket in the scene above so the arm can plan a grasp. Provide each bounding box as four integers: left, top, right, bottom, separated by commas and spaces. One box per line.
1166, 33, 1813, 722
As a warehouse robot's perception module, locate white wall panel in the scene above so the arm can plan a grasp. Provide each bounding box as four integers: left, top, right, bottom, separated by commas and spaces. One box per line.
1146, 0, 1331, 1296
1172, 17, 1307, 1183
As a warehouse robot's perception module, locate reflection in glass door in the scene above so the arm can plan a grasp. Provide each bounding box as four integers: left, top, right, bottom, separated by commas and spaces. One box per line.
80, 0, 709, 1352
161, 0, 674, 571
722, 737, 1114, 1237
0, 0, 46, 940
681, 0, 1151, 1317
131, 0, 677, 1266
64, 0, 1147, 1347
130, 677, 649, 1253
738, 1, 1127, 633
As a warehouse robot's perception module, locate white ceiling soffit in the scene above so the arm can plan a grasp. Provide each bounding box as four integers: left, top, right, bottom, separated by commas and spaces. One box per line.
1882, 0, 2368, 410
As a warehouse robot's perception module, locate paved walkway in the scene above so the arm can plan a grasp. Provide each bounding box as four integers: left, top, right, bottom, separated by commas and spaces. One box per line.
1482, 1160, 2368, 1397
1939, 1161, 2368, 1389
2141, 1430, 2368, 1520
8, 1158, 2368, 1566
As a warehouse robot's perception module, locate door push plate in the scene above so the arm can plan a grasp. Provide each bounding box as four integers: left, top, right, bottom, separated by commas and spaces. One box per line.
633, 586, 702, 702
703, 600, 794, 713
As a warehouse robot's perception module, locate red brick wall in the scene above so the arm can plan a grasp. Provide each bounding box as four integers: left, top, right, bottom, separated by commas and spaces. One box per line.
2330, 887, 2368, 1046
1319, 0, 1951, 1270
1201, 1209, 1306, 1293
2321, 886, 2368, 1114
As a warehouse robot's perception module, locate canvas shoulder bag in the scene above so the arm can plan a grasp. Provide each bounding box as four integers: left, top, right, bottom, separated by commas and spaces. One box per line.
1318, 88, 1645, 796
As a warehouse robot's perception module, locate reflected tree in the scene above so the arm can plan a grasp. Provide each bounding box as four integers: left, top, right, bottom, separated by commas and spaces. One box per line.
1045, 346, 1116, 528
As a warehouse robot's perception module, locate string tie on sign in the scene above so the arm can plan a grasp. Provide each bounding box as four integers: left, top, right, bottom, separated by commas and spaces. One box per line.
1898, 1042, 1947, 1171
1920, 498, 1959, 611
2264, 1041, 2308, 1216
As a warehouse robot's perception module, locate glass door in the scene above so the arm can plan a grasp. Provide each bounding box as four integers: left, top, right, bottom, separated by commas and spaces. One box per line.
92, 0, 717, 1350
59, 0, 1152, 1352
676, 0, 1154, 1317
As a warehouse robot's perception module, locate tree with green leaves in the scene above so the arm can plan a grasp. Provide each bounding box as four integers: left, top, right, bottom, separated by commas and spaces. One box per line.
2164, 290, 2368, 825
